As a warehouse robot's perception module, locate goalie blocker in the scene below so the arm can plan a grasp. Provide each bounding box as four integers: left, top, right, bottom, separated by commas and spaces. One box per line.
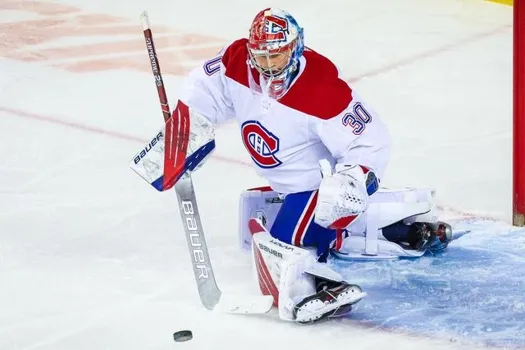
129, 100, 216, 192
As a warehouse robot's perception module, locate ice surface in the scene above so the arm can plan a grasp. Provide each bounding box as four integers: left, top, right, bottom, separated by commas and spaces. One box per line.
331, 219, 525, 348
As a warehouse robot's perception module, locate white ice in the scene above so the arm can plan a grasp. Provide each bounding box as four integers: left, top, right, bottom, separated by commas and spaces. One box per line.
0, 0, 515, 349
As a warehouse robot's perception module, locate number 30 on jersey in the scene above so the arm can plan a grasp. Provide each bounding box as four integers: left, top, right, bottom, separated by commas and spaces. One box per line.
342, 103, 373, 135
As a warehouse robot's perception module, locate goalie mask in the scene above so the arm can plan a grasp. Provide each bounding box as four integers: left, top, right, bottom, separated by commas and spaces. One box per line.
247, 8, 304, 100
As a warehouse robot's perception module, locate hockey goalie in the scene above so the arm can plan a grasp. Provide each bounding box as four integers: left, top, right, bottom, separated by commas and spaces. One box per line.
131, 8, 453, 323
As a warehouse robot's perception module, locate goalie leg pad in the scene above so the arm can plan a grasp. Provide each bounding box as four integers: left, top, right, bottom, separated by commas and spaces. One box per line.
347, 187, 437, 235
249, 219, 365, 322
250, 221, 317, 321
338, 187, 443, 258
238, 187, 283, 251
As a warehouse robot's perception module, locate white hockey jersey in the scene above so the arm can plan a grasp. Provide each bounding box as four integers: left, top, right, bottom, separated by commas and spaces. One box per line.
179, 39, 391, 194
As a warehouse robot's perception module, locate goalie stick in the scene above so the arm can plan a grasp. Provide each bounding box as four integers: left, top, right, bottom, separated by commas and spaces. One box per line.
140, 11, 273, 314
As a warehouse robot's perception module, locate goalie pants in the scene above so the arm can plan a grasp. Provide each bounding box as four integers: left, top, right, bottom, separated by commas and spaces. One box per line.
270, 190, 339, 262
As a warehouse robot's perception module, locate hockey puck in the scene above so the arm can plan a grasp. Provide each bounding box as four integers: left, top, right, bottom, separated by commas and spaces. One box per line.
173, 330, 193, 342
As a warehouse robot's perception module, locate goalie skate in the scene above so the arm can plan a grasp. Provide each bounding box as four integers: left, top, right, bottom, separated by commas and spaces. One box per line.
293, 280, 366, 324
410, 221, 452, 252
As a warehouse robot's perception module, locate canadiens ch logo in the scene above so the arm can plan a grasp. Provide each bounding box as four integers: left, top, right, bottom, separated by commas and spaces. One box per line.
265, 15, 288, 43
241, 121, 282, 168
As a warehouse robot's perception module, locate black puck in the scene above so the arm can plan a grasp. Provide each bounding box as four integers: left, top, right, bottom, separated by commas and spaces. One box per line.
173, 330, 193, 342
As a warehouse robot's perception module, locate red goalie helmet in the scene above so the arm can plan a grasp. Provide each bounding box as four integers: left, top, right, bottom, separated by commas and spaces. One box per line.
247, 8, 304, 99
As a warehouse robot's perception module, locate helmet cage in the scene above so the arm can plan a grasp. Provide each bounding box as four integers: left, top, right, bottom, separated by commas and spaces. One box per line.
248, 40, 297, 78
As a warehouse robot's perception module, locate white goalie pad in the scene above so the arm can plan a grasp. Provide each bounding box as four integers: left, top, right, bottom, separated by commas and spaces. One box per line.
335, 187, 438, 260
249, 219, 319, 321
238, 187, 283, 251
238, 186, 439, 260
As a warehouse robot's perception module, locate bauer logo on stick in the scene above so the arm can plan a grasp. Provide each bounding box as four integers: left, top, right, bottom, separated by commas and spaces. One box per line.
182, 200, 209, 280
